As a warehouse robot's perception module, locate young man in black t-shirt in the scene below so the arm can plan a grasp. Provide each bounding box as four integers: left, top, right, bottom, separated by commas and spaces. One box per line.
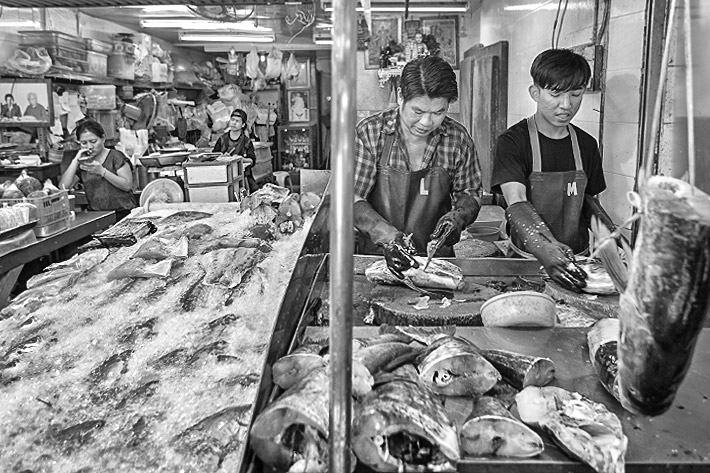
491, 48, 615, 292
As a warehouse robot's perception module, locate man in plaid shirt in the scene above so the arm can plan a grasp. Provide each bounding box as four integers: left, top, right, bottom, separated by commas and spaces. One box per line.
353, 55, 483, 278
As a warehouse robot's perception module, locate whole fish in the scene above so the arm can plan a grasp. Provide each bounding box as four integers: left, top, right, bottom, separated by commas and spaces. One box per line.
460, 395, 544, 458
417, 337, 500, 396
516, 385, 627, 473
272, 343, 327, 390
365, 257, 465, 291
587, 318, 621, 401
199, 247, 264, 288
576, 258, 617, 295
617, 176, 710, 415
480, 349, 555, 390
353, 365, 460, 472
299, 192, 321, 218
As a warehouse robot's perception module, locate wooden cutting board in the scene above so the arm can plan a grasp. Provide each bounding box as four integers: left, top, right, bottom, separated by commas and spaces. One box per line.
369, 281, 501, 326
544, 280, 620, 319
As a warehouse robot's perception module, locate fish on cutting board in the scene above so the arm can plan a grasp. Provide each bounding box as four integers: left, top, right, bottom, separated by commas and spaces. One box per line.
417, 336, 501, 396
576, 258, 617, 295
365, 257, 465, 291
516, 385, 627, 473
353, 364, 460, 472
460, 395, 544, 458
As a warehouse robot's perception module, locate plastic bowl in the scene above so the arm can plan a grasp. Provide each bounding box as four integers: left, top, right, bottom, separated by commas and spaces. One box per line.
480, 291, 556, 328
467, 225, 501, 242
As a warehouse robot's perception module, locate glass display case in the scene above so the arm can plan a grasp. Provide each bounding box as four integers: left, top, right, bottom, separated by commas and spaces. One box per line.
275, 121, 319, 171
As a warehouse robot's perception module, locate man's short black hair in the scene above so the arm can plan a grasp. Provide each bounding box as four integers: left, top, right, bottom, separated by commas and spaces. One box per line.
4, 93, 14, 101
400, 55, 458, 104
530, 49, 591, 92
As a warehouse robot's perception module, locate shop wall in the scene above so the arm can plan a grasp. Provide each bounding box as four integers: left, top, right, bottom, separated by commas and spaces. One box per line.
660, 1, 709, 194
470, 0, 644, 229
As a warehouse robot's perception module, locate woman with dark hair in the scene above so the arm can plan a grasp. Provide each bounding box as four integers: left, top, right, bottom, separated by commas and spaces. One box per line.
213, 108, 258, 193
60, 119, 136, 220
353, 55, 483, 278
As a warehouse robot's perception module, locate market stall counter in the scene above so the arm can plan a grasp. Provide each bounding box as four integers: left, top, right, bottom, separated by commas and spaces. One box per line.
0, 210, 115, 309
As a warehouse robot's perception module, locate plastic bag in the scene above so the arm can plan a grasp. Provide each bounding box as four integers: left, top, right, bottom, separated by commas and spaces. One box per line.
246, 45, 260, 79
265, 47, 283, 80
284, 52, 300, 80
7, 47, 52, 75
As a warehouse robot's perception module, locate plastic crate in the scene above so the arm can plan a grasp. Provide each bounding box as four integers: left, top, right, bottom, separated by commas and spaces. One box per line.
183, 159, 243, 185
21, 44, 88, 72
0, 190, 70, 228
80, 85, 115, 110
84, 38, 112, 55
86, 51, 108, 77
185, 183, 238, 203
19, 30, 84, 51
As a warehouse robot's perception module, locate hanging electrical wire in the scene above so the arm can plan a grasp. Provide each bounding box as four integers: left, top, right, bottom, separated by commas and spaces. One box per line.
285, 4, 316, 44
551, 0, 569, 49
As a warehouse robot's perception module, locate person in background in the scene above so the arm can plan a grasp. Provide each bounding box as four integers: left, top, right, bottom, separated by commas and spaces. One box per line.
23, 92, 49, 122
353, 55, 483, 278
213, 108, 258, 193
491, 48, 613, 292
1, 93, 22, 119
60, 119, 136, 221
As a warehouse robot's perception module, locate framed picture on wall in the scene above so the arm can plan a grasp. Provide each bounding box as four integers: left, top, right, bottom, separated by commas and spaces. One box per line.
364, 15, 402, 69
403, 19, 421, 40
287, 59, 310, 89
0, 78, 53, 126
288, 90, 310, 123
421, 16, 459, 69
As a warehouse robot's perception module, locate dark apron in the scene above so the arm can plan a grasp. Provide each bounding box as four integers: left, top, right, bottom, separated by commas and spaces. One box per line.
359, 131, 453, 256
512, 116, 588, 255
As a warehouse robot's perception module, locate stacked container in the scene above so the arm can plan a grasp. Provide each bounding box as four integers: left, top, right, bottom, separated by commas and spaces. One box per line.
182, 158, 246, 202
108, 38, 136, 80
19, 30, 87, 73
84, 38, 112, 77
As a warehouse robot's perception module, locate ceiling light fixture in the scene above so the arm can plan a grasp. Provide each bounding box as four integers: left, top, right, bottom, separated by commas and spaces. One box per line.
314, 39, 334, 45
141, 19, 271, 32
180, 33, 274, 43
323, 3, 468, 13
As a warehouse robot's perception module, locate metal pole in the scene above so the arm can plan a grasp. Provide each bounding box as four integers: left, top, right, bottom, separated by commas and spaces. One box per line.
329, 0, 356, 472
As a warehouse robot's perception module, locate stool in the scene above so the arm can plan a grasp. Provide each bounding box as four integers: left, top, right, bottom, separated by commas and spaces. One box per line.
273, 170, 292, 190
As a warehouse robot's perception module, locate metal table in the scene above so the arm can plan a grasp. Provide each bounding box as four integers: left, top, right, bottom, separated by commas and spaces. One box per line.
0, 211, 115, 309
313, 325, 710, 473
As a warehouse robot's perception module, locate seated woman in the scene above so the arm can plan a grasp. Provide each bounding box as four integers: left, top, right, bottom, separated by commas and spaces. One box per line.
60, 119, 136, 221
213, 108, 258, 193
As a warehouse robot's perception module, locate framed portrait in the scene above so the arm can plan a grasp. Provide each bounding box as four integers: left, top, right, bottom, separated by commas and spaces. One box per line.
365, 15, 402, 69
0, 78, 54, 126
421, 16, 459, 69
288, 90, 310, 123
287, 59, 310, 89
403, 19, 421, 40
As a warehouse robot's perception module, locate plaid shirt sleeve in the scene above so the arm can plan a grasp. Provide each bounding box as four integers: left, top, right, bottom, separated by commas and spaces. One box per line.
353, 114, 383, 199
448, 121, 483, 201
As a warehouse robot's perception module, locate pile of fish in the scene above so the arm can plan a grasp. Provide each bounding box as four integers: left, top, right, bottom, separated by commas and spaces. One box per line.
0, 188, 322, 472
250, 325, 628, 473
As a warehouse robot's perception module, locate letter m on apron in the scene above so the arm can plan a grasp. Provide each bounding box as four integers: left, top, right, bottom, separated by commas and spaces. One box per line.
566, 181, 578, 196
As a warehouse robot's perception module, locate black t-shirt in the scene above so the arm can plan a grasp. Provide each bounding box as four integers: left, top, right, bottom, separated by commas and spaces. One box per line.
491, 119, 606, 196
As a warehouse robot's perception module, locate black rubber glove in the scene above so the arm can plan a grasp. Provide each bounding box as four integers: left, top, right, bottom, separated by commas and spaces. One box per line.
506, 201, 587, 291
430, 194, 482, 246
354, 200, 418, 278
383, 232, 419, 279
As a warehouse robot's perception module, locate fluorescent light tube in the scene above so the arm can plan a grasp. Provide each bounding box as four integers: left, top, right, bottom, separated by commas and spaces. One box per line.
180, 33, 274, 43
314, 39, 333, 45
324, 4, 468, 13
0, 20, 41, 27
141, 19, 271, 32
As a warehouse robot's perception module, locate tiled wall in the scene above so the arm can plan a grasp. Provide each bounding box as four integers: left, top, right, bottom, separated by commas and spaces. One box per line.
661, 1, 709, 194
469, 0, 646, 229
